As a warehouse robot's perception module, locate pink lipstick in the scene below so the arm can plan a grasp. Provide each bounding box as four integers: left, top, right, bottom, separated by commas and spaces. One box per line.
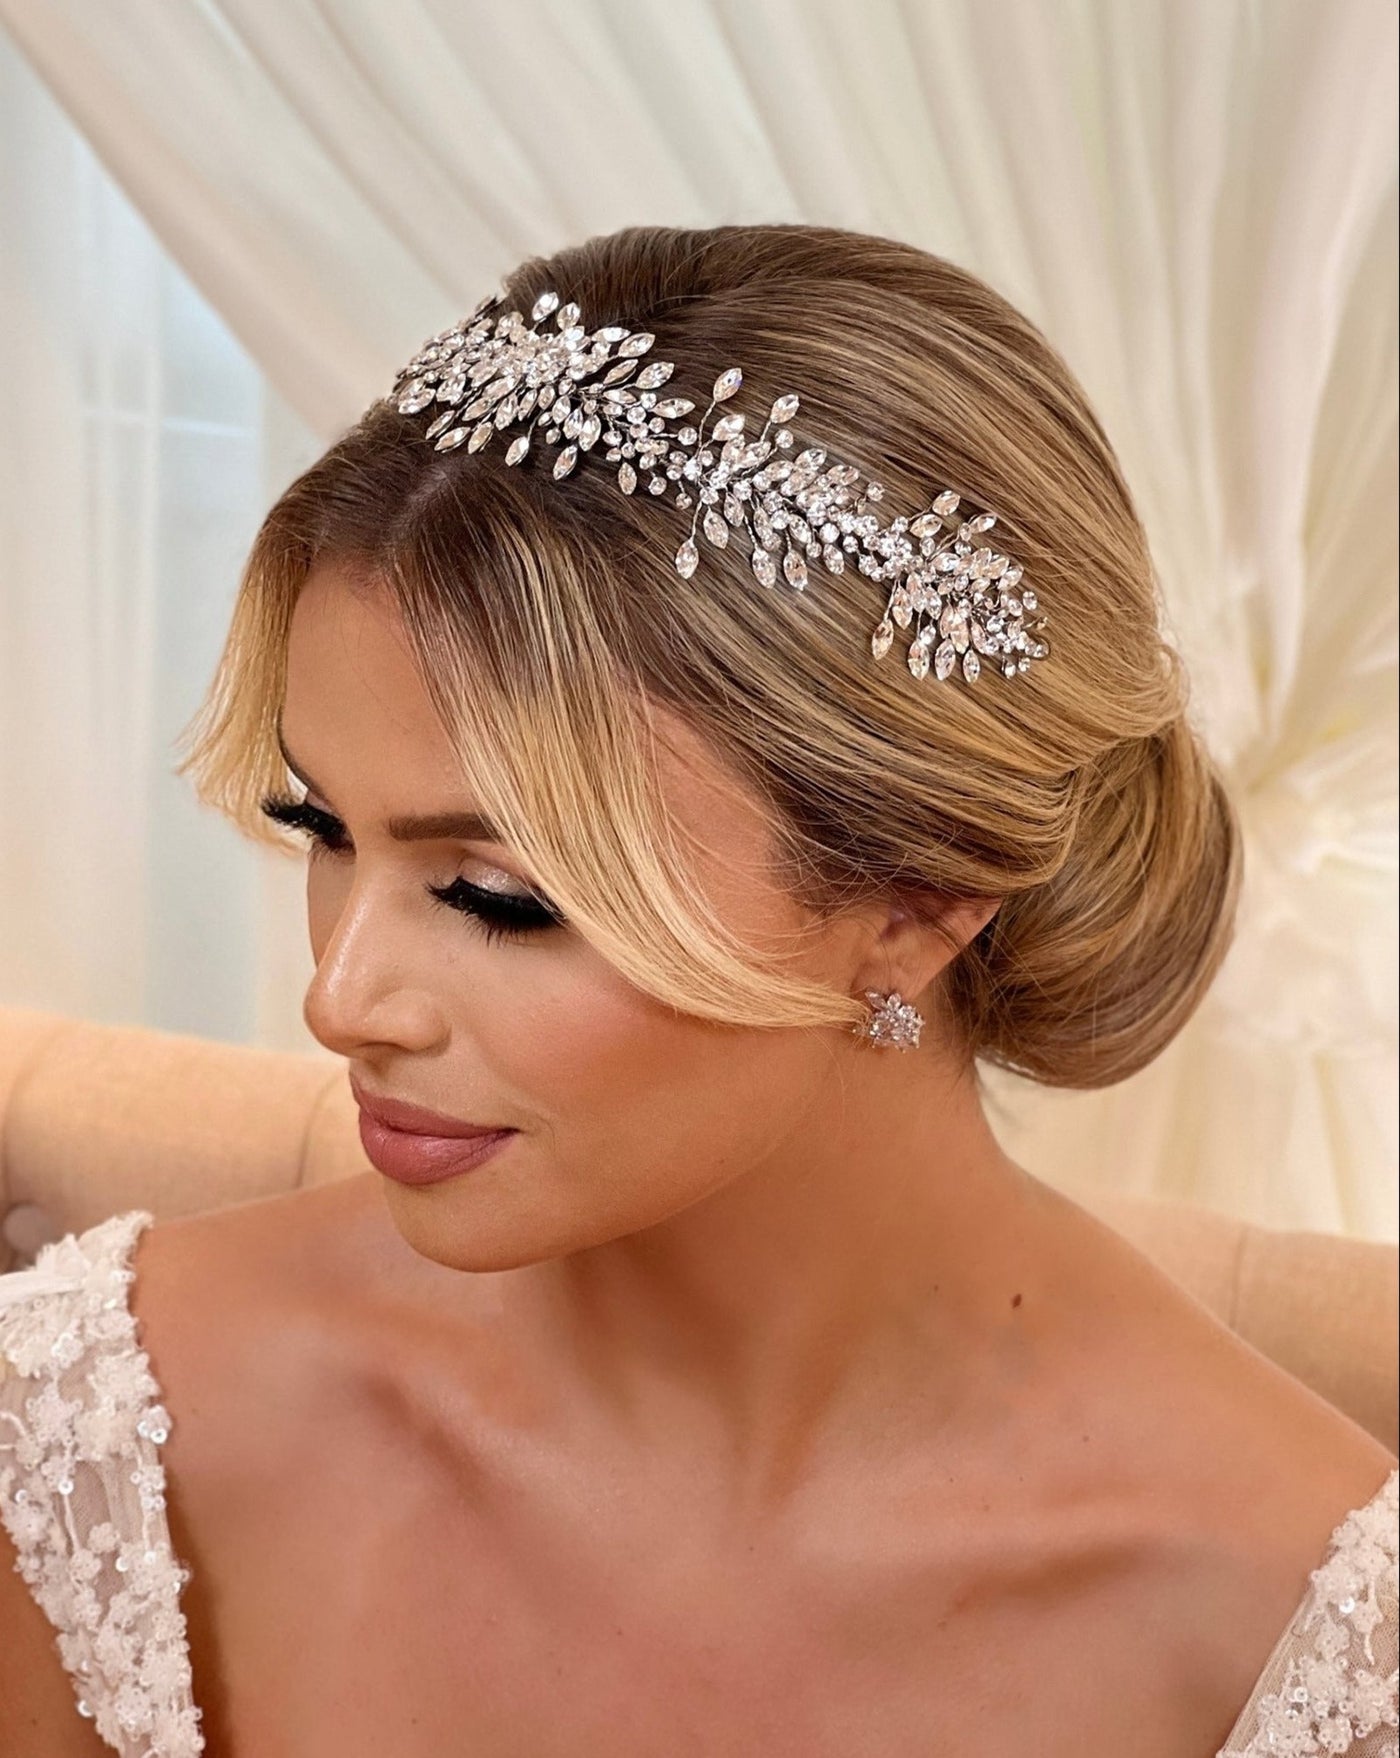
352, 1079, 517, 1187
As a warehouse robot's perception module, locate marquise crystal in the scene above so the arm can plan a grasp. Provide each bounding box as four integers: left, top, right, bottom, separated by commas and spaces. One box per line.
859, 989, 924, 1050
387, 290, 1049, 687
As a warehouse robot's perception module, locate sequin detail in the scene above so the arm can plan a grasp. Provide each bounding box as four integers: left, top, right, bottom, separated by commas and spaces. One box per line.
1218, 1465, 1399, 1756
0, 1210, 203, 1757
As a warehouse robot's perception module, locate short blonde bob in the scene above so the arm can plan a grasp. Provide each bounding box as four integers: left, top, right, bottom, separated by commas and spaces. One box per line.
175, 222, 1242, 1091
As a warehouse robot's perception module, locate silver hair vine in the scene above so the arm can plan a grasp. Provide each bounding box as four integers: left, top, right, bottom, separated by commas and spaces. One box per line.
387, 290, 1051, 685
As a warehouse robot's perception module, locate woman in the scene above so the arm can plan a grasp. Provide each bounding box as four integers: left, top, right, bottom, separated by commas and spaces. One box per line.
2, 223, 1395, 1756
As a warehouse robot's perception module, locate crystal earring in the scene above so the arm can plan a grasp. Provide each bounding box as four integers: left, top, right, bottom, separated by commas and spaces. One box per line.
854, 989, 924, 1051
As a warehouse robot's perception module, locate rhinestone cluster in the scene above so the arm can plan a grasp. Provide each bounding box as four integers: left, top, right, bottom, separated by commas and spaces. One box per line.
856, 989, 925, 1050
389, 291, 1051, 685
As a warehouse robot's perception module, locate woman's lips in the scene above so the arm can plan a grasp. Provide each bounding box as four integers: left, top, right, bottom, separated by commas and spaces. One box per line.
350, 1078, 516, 1185
356, 1110, 516, 1186
349, 1077, 508, 1136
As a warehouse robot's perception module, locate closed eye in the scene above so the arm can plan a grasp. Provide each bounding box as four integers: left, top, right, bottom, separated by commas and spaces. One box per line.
259, 793, 566, 944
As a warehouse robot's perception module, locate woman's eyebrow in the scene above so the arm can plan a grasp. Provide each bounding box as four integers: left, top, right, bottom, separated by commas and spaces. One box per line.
275, 722, 505, 844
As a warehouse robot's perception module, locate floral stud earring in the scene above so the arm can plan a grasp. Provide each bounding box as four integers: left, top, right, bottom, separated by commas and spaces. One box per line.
854, 989, 924, 1051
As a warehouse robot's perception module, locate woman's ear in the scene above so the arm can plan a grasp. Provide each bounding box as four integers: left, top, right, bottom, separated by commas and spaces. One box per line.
849, 894, 1003, 1007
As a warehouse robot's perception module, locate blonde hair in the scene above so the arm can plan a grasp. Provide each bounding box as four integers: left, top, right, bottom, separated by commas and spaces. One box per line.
175, 222, 1242, 1090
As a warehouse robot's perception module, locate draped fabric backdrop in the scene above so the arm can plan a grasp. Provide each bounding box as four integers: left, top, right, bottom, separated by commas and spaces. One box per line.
0, 1, 1395, 1239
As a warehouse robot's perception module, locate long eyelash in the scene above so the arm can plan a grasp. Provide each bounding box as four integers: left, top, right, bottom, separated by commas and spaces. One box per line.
259, 794, 564, 943
423, 877, 562, 944
261, 794, 350, 851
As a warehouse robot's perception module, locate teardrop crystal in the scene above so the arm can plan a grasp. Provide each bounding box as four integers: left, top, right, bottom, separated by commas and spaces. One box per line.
636, 361, 674, 389
675, 537, 699, 579
962, 648, 982, 682
619, 333, 655, 357
703, 509, 729, 548
552, 445, 579, 480
751, 547, 777, 587
871, 618, 895, 660
907, 639, 931, 681
934, 640, 958, 681
617, 462, 637, 494
910, 512, 943, 538
769, 394, 800, 424
531, 292, 560, 321
555, 302, 581, 328
505, 435, 530, 465
712, 413, 745, 442
933, 490, 961, 517
783, 549, 808, 589
467, 421, 495, 453
713, 368, 743, 402
434, 427, 470, 452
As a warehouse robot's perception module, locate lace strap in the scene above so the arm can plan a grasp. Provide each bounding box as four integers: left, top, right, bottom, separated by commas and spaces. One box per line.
1218, 1466, 1399, 1756
0, 1210, 205, 1758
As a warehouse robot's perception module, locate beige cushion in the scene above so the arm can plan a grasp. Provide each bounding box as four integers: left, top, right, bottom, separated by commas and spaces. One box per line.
1, 1003, 1394, 1452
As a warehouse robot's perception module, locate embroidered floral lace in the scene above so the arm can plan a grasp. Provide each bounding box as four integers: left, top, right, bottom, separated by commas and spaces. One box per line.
0, 1210, 1396, 1756
0, 1212, 203, 1757
1217, 1463, 1399, 1757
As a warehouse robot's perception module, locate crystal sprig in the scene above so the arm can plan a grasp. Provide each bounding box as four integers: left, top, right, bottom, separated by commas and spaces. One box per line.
390, 291, 1050, 684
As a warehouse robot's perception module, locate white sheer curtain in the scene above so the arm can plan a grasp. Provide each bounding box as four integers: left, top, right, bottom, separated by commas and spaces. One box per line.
0, 1, 1394, 1238
0, 30, 322, 1052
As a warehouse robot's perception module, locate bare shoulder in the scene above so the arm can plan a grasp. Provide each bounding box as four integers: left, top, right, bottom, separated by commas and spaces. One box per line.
1033, 1180, 1397, 1720
1053, 1177, 1396, 1521
129, 1171, 388, 1325
125, 1174, 392, 1479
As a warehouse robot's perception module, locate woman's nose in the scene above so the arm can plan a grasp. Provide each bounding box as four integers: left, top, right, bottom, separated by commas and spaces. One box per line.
301, 883, 449, 1059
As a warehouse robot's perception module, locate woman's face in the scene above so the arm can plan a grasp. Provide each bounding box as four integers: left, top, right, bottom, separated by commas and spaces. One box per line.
279, 564, 951, 1273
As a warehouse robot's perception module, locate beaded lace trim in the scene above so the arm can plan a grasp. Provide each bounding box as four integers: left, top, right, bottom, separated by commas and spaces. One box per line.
0, 1210, 203, 1758
1218, 1465, 1399, 1756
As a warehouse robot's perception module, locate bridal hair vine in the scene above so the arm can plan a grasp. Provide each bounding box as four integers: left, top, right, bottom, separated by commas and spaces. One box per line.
387, 290, 1051, 685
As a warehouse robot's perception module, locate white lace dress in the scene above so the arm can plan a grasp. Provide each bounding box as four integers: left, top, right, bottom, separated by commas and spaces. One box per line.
1, 1211, 1396, 1757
